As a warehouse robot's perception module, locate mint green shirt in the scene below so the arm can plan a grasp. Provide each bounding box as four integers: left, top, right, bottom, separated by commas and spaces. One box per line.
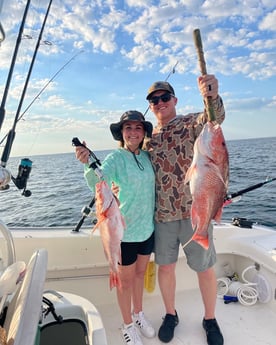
84, 148, 155, 242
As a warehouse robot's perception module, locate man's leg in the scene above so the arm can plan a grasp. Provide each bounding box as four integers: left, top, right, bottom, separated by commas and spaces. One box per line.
158, 262, 176, 315
197, 267, 217, 319
198, 267, 224, 345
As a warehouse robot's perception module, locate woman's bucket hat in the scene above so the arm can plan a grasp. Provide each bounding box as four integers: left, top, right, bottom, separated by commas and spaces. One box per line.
110, 110, 153, 141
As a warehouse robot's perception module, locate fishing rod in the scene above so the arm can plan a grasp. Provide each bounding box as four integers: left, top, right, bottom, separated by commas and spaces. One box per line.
224, 177, 276, 206
0, 50, 84, 146
165, 61, 179, 82
1, 0, 53, 169
0, 0, 31, 131
0, 0, 53, 195
193, 28, 216, 122
71, 137, 103, 232
143, 60, 179, 117
0, 0, 32, 192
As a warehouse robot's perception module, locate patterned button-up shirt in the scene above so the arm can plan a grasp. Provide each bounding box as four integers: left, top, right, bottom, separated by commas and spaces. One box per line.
145, 96, 225, 223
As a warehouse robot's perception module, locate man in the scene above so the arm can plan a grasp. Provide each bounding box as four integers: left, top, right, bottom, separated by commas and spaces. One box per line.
144, 75, 225, 345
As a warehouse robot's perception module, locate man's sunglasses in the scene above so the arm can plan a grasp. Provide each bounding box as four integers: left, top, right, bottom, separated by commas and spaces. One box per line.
148, 93, 174, 106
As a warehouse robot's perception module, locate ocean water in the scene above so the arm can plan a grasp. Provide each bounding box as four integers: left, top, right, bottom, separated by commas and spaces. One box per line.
1, 137, 276, 228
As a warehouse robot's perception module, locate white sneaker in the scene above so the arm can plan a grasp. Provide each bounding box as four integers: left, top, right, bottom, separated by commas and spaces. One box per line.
121, 323, 144, 345
133, 311, 155, 338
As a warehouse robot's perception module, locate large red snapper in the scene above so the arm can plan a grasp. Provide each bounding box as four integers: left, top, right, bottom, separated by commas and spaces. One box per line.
184, 122, 229, 249
93, 180, 125, 289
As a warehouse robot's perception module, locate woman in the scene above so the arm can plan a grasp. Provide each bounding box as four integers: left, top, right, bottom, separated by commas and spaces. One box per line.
75, 110, 155, 345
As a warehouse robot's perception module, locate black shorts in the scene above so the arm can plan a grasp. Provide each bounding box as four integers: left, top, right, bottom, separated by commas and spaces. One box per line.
120, 232, 154, 266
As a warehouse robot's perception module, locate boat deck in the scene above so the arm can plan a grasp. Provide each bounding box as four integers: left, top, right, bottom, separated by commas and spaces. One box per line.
5, 223, 276, 345
99, 287, 276, 345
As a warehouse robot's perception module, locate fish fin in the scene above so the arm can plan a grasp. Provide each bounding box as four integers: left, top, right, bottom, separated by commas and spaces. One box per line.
109, 271, 121, 290
91, 225, 98, 234
190, 206, 200, 232
184, 164, 196, 185
91, 215, 105, 233
223, 199, 232, 207
191, 232, 209, 250
214, 207, 223, 223
209, 162, 227, 187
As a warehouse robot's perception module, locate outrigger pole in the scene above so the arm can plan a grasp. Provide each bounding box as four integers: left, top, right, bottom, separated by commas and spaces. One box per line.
0, 50, 84, 147
1, 0, 53, 168
0, 0, 31, 132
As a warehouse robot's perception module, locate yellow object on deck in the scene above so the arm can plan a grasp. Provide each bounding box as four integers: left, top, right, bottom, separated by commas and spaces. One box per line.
144, 261, 156, 293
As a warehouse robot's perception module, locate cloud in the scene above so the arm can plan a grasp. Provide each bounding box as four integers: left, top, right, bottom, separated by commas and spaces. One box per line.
259, 9, 276, 31
1, 0, 275, 156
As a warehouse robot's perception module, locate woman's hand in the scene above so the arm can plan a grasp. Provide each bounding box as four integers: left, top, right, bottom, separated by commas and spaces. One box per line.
75, 142, 90, 164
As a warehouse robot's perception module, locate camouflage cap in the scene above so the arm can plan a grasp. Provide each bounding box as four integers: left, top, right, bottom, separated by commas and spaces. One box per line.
146, 81, 175, 100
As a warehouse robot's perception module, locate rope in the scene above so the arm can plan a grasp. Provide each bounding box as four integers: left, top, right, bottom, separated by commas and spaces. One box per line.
228, 281, 258, 306
217, 265, 259, 306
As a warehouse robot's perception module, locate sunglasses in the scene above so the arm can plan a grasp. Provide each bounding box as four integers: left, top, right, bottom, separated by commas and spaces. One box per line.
148, 93, 174, 105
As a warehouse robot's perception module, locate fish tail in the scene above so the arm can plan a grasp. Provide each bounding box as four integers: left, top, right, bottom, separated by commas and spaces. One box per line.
109, 271, 121, 290
182, 237, 193, 249
182, 232, 209, 250
191, 232, 209, 250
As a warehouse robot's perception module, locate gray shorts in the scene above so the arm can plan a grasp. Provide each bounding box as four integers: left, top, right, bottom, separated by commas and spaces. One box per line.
154, 219, 216, 272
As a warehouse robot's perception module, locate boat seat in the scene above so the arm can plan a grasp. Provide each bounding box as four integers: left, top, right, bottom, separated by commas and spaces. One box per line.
3, 248, 48, 345
37, 290, 108, 345
39, 319, 88, 345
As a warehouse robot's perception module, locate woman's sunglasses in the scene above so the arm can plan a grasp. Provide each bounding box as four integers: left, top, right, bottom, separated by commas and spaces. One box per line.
148, 93, 174, 106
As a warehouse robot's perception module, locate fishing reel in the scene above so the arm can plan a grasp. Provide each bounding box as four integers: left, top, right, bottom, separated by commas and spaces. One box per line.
0, 158, 32, 196
11, 158, 32, 197
81, 205, 97, 224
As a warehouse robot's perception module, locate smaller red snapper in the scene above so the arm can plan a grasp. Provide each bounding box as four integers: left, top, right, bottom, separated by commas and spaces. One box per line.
184, 121, 229, 249
93, 180, 125, 289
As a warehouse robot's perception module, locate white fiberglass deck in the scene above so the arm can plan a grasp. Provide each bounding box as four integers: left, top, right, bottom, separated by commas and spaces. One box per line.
99, 287, 275, 345
5, 222, 276, 345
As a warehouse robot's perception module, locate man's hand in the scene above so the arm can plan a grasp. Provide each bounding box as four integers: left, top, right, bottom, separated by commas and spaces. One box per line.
198, 74, 218, 100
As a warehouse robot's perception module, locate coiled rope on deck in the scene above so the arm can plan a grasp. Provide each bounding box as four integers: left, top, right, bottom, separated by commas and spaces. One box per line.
217, 265, 259, 306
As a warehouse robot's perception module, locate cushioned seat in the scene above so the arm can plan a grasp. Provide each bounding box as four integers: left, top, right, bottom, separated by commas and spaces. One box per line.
4, 248, 48, 345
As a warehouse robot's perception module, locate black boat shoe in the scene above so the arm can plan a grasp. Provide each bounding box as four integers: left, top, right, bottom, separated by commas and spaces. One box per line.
202, 318, 224, 345
158, 311, 179, 343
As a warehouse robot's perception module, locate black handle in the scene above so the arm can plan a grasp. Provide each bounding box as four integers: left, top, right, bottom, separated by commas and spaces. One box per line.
72, 137, 85, 148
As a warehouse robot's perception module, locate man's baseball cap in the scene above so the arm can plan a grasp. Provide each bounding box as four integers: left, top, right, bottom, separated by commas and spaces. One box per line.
146, 81, 175, 100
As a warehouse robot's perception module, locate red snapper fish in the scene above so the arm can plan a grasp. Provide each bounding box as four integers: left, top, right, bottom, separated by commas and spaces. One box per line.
93, 180, 125, 289
184, 121, 229, 249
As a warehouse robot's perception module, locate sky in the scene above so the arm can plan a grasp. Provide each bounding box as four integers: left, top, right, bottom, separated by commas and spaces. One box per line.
0, 0, 275, 159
